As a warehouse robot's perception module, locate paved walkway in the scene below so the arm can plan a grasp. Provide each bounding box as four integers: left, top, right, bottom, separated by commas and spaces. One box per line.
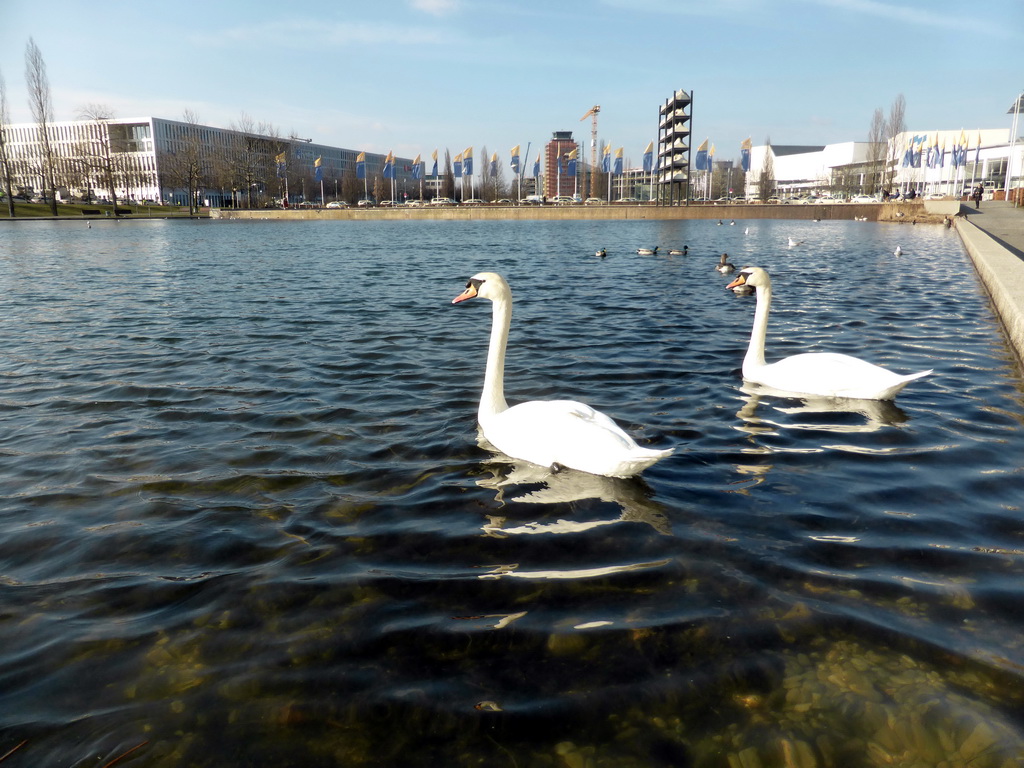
956, 200, 1024, 365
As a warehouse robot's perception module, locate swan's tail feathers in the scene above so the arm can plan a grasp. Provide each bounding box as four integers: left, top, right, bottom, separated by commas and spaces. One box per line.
615, 446, 674, 478
882, 369, 933, 400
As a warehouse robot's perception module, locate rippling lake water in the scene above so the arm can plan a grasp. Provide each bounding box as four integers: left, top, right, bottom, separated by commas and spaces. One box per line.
2, 217, 1024, 767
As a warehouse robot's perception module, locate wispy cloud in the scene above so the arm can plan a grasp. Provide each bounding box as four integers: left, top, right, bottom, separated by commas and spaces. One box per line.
409, 0, 459, 16
795, 0, 1018, 37
598, 0, 762, 17
191, 19, 446, 49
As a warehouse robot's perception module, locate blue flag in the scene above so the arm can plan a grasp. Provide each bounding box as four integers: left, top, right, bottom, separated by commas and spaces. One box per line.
532, 155, 540, 178
613, 147, 623, 175
356, 152, 366, 180
510, 145, 520, 174
454, 153, 462, 179
463, 147, 473, 176
694, 139, 708, 171
642, 141, 653, 173
740, 138, 752, 173
314, 156, 323, 182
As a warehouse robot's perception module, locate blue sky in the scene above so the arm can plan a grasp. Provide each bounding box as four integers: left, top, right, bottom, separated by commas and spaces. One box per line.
2, 0, 1022, 167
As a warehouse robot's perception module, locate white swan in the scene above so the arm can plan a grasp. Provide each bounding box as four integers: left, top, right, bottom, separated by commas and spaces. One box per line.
715, 253, 735, 273
452, 272, 673, 477
724, 267, 932, 400
787, 237, 804, 248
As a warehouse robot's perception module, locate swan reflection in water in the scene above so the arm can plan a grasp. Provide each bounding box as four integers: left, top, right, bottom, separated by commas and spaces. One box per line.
735, 384, 909, 437
729, 387, 912, 493
472, 436, 672, 537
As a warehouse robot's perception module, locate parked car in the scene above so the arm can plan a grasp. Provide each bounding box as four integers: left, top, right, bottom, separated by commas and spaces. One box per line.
493, 199, 513, 205
613, 197, 639, 204
430, 197, 455, 206
584, 197, 605, 205
520, 195, 543, 205
462, 199, 485, 206
326, 200, 349, 208
849, 195, 878, 203
551, 195, 577, 205
378, 200, 396, 207
357, 199, 375, 207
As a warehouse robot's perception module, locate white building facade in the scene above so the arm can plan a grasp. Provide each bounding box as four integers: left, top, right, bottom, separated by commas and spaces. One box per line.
744, 126, 1022, 201
744, 142, 880, 200
888, 128, 1021, 198
2, 116, 414, 206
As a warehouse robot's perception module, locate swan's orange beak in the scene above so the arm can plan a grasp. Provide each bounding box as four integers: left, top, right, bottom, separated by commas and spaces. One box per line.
726, 274, 747, 291
452, 283, 478, 304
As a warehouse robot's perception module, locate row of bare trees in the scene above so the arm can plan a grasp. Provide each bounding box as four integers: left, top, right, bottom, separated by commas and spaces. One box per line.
867, 94, 906, 195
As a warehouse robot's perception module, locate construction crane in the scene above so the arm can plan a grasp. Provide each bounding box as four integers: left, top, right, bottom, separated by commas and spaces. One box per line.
580, 105, 600, 199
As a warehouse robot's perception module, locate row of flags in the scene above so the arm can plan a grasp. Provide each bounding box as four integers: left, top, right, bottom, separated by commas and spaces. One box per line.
280, 137, 762, 181
902, 131, 982, 169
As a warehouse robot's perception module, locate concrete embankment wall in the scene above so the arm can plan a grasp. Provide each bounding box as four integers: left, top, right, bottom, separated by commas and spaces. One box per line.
213, 202, 936, 223
956, 215, 1024, 366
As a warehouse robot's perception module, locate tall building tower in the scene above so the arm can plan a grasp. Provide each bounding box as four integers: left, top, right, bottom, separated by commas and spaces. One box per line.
544, 131, 579, 199
658, 89, 692, 204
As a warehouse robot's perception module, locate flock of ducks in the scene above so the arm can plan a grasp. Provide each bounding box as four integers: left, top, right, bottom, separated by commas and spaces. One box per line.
453, 236, 931, 479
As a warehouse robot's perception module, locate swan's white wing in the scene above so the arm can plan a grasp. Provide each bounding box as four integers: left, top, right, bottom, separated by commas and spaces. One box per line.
482, 400, 671, 478
749, 352, 930, 400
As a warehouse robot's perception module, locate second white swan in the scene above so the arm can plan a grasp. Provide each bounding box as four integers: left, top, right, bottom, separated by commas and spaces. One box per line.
725, 267, 931, 400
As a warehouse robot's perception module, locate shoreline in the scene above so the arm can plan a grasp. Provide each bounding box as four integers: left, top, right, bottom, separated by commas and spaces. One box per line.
210, 200, 955, 224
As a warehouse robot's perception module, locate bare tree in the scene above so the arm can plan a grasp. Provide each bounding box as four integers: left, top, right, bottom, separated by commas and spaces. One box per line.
757, 137, 775, 201
341, 160, 361, 205
160, 109, 207, 214
74, 103, 121, 213
0, 67, 16, 217
442, 150, 454, 199
24, 37, 59, 214
882, 94, 906, 194
227, 112, 275, 208
865, 107, 886, 194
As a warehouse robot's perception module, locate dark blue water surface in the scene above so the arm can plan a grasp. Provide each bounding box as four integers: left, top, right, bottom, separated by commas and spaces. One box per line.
2, 217, 1024, 767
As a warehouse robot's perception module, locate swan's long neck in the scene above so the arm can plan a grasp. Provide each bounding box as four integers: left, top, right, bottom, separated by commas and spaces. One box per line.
745, 283, 771, 371
480, 293, 511, 421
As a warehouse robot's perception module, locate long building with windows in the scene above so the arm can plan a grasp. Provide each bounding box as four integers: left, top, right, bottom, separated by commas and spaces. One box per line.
2, 116, 416, 207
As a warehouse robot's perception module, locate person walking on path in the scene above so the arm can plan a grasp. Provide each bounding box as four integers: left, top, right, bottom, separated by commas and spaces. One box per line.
973, 184, 984, 209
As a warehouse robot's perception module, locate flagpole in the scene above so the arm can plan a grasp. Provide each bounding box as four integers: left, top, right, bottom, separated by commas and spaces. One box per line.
1007, 92, 1023, 200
